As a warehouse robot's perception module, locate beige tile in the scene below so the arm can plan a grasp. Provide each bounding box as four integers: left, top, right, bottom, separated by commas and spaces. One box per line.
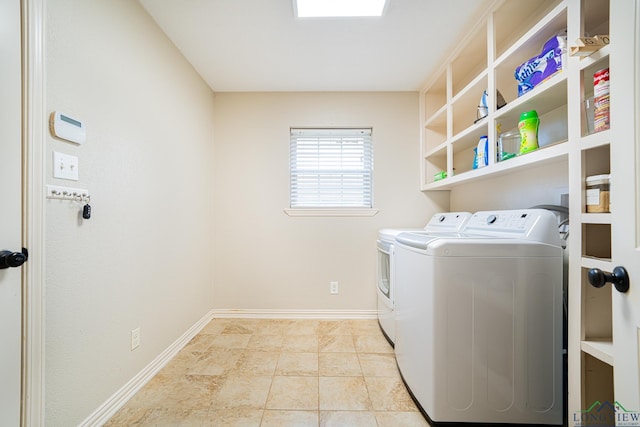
318, 320, 352, 335
246, 334, 284, 351
172, 375, 226, 410
124, 373, 184, 409
104, 407, 152, 425
320, 410, 377, 426
265, 376, 319, 410
209, 333, 252, 349
112, 318, 424, 426
127, 374, 223, 411
160, 350, 203, 376
222, 323, 256, 335
223, 318, 260, 329
206, 408, 263, 427
349, 319, 382, 335
199, 319, 228, 335
365, 377, 418, 411
282, 334, 318, 352
203, 318, 258, 335
353, 334, 394, 354
136, 408, 211, 426
319, 352, 362, 376
358, 353, 399, 377
319, 335, 356, 353
253, 319, 292, 335
261, 410, 319, 427
186, 348, 243, 376
319, 377, 372, 410
205, 318, 235, 327
182, 334, 217, 352
275, 352, 318, 376
374, 411, 430, 426
286, 319, 320, 335
233, 351, 279, 376
211, 375, 272, 409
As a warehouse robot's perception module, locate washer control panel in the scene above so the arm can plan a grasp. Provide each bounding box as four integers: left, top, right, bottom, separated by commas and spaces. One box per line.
463, 209, 560, 245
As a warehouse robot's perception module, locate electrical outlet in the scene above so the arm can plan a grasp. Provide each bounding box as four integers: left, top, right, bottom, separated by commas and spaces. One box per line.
131, 327, 140, 350
330, 281, 339, 294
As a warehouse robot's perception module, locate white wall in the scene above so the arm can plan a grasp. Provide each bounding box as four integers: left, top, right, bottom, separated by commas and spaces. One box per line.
212, 92, 447, 311
43, 4, 450, 423
450, 162, 568, 212
45, 1, 215, 424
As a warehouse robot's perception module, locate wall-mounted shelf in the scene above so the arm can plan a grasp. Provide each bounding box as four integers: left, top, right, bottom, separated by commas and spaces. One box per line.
581, 339, 614, 366
420, 0, 569, 189
580, 213, 611, 225
581, 129, 610, 150
423, 140, 568, 190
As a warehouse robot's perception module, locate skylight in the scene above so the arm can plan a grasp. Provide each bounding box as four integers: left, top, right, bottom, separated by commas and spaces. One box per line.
294, 0, 387, 18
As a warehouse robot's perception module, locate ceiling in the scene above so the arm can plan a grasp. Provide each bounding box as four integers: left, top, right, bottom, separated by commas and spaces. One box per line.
138, 0, 491, 92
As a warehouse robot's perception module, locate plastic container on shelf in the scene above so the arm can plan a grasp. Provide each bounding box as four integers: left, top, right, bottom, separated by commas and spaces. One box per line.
434, 171, 447, 181
583, 96, 595, 135
593, 68, 610, 132
498, 131, 520, 161
518, 110, 540, 154
474, 136, 489, 168
586, 174, 610, 213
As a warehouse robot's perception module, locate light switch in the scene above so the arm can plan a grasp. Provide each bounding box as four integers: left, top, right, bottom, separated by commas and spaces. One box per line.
53, 151, 79, 181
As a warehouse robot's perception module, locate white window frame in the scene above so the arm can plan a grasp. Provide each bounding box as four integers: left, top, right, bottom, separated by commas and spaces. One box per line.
285, 128, 378, 217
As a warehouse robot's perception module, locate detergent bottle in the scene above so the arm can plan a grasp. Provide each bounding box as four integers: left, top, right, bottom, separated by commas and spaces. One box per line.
518, 110, 540, 154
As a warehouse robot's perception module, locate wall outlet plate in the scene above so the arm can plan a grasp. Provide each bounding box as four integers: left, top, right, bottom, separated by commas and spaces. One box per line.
330, 281, 339, 294
131, 327, 140, 350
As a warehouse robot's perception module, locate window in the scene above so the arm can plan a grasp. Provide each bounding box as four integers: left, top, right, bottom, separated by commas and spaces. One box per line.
289, 128, 373, 209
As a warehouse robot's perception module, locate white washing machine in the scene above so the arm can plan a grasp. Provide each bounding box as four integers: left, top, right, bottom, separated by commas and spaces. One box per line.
376, 212, 471, 345
394, 209, 563, 425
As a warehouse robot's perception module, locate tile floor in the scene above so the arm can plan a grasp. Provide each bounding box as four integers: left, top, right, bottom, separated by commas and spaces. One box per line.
105, 318, 429, 426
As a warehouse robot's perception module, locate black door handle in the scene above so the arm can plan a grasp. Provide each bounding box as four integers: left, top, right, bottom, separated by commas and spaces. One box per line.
0, 248, 29, 269
588, 266, 630, 293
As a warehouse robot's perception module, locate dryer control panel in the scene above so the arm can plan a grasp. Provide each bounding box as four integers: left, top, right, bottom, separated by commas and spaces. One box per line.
424, 211, 472, 232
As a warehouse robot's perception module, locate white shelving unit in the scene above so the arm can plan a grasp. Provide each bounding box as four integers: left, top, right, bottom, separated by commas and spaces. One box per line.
418, 0, 614, 421
420, 0, 567, 189
568, 0, 613, 414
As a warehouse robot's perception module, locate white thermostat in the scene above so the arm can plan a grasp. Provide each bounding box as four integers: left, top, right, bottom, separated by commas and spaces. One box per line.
50, 111, 86, 144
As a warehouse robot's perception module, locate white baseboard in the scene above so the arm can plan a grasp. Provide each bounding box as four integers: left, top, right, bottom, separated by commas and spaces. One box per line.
210, 308, 378, 319
78, 309, 215, 427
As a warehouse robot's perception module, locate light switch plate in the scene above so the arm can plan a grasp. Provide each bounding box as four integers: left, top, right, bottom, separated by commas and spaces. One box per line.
53, 151, 79, 181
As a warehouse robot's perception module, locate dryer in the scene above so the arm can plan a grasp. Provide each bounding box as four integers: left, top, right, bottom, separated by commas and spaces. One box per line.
376, 212, 470, 345
394, 209, 563, 425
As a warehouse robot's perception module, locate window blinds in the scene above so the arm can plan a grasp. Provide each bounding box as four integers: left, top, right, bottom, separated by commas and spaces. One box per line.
290, 128, 373, 208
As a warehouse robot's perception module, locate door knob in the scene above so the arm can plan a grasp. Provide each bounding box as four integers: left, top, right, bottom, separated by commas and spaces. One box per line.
0, 248, 29, 269
588, 266, 630, 293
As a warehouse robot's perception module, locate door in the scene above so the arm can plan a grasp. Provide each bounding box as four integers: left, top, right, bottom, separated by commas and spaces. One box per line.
610, 0, 640, 418
0, 0, 24, 425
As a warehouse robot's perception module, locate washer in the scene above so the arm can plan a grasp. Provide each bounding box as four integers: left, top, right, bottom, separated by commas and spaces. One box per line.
376, 212, 470, 345
394, 209, 563, 425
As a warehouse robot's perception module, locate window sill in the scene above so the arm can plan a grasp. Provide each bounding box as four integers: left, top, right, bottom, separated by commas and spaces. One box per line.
284, 208, 379, 217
